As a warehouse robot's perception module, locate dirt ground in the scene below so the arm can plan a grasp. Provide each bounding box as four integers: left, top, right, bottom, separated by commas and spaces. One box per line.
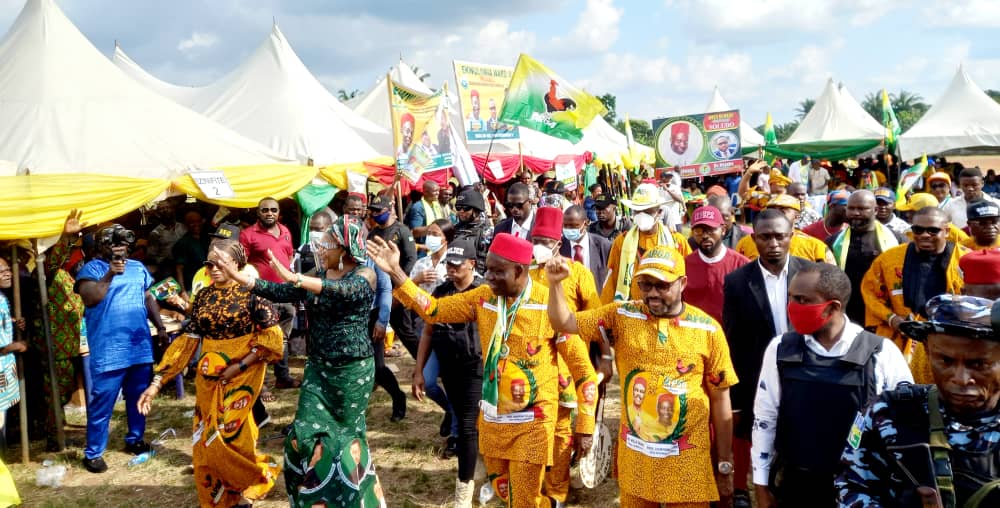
7, 354, 625, 507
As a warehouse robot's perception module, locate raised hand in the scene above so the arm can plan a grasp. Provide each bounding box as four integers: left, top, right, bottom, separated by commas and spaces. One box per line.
367, 236, 401, 274
64, 209, 85, 236
545, 255, 571, 284
266, 249, 295, 282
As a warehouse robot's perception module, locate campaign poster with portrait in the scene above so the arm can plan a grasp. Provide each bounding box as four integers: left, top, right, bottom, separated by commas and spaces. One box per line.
453, 60, 520, 142
652, 110, 744, 178
390, 81, 454, 183
621, 369, 690, 458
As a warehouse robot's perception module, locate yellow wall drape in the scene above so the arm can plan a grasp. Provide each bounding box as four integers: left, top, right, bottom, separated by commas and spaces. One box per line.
0, 174, 169, 240
318, 159, 388, 190
171, 164, 317, 208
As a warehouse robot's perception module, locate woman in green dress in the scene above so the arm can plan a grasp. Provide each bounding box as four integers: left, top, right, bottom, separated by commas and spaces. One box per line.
217, 215, 385, 507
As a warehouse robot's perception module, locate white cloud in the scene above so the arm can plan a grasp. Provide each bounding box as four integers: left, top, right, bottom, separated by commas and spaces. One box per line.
177, 32, 219, 52
923, 0, 1000, 27
565, 0, 623, 51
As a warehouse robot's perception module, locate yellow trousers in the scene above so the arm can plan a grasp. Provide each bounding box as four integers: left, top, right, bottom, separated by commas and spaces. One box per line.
543, 407, 574, 503
484, 456, 546, 508
619, 491, 710, 508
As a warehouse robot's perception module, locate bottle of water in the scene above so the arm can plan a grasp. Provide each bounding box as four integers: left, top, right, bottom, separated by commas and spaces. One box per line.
127, 449, 156, 467
36, 460, 67, 487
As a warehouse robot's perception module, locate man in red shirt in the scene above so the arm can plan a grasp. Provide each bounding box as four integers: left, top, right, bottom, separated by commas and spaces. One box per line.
801, 190, 849, 240
683, 205, 750, 324
240, 197, 300, 388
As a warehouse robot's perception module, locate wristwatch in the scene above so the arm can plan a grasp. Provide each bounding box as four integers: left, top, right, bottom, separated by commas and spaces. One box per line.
717, 461, 734, 475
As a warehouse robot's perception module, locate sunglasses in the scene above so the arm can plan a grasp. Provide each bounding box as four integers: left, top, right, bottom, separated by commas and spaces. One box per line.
259, 207, 279, 213
505, 201, 528, 210
911, 225, 944, 236
637, 279, 676, 292
930, 183, 949, 189
455, 205, 475, 212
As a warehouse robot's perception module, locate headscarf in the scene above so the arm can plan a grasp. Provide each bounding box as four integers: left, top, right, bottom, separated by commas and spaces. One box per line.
330, 215, 367, 264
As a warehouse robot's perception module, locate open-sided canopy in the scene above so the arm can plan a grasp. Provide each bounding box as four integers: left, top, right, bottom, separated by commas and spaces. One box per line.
785, 78, 884, 149
114, 24, 391, 164
899, 66, 1000, 161
704, 86, 765, 149
0, 0, 291, 178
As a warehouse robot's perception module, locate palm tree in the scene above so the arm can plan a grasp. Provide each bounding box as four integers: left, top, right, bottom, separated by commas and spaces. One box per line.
795, 99, 815, 120
891, 90, 927, 114
861, 91, 881, 120
337, 89, 362, 102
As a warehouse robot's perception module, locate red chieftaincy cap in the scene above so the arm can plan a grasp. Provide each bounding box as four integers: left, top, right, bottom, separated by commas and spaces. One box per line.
960, 248, 1000, 285
531, 206, 563, 241
488, 233, 533, 265
671, 122, 689, 137
400, 112, 415, 127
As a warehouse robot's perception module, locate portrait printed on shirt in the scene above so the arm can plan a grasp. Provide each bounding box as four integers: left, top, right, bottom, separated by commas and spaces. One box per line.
220, 385, 255, 443
339, 438, 372, 490
498, 363, 537, 414
622, 369, 690, 457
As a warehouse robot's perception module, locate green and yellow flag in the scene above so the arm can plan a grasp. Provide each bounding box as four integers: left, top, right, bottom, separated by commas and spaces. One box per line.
498, 53, 607, 143
882, 89, 901, 153
896, 153, 927, 207
764, 112, 777, 146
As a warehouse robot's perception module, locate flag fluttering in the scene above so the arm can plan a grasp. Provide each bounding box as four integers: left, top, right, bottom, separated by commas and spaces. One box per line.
764, 112, 777, 147
498, 53, 607, 143
895, 153, 927, 207
882, 89, 901, 153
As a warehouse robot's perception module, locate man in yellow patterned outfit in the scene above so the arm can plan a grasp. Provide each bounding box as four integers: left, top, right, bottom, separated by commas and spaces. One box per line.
861, 206, 968, 383
368, 232, 598, 508
528, 206, 604, 507
548, 246, 738, 508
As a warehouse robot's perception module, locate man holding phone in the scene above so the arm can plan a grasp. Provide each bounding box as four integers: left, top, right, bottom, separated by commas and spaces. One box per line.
837, 294, 1000, 507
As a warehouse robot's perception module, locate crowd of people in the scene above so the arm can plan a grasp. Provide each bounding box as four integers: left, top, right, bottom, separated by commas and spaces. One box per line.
1, 154, 1000, 507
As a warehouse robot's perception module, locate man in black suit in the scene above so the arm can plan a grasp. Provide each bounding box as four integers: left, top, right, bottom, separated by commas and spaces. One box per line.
492, 183, 536, 242
721, 208, 811, 508
559, 205, 611, 290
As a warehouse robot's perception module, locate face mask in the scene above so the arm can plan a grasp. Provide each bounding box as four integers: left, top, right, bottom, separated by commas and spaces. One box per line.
787, 300, 834, 335
424, 235, 444, 253
562, 227, 583, 243
532, 244, 555, 265
372, 210, 391, 225
634, 212, 656, 232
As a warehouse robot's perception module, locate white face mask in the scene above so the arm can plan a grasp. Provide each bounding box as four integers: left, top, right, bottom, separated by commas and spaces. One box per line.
634, 212, 656, 232
425, 235, 444, 254
532, 244, 555, 265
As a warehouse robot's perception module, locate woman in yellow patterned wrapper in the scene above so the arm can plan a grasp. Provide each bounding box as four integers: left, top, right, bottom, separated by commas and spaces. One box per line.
138, 240, 284, 507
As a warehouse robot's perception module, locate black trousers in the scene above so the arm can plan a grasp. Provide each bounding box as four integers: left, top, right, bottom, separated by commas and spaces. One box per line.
388, 305, 420, 359
369, 310, 405, 401
774, 467, 838, 508
438, 351, 483, 482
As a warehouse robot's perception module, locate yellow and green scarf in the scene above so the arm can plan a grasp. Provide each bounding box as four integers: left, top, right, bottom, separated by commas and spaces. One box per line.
614, 223, 673, 302
830, 222, 898, 269
480, 278, 532, 417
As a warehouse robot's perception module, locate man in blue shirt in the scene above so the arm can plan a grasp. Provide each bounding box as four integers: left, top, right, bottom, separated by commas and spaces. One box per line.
75, 224, 167, 473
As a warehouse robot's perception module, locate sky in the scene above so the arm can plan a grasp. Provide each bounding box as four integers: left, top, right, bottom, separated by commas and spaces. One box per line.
2, 0, 999, 130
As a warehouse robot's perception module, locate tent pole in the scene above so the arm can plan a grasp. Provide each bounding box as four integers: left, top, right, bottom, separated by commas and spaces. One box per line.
10, 246, 30, 463
34, 240, 66, 452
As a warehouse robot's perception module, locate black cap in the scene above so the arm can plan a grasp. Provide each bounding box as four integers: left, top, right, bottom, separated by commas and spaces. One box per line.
211, 223, 241, 240
455, 188, 486, 212
544, 180, 566, 194
445, 238, 477, 264
594, 196, 617, 209
368, 194, 393, 211
967, 201, 1000, 221
899, 294, 1000, 342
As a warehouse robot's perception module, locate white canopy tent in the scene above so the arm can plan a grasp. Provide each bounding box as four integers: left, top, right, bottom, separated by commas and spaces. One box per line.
899, 66, 1000, 161
837, 83, 885, 135
785, 78, 884, 146
704, 86, 765, 148
114, 24, 390, 165
0, 0, 291, 178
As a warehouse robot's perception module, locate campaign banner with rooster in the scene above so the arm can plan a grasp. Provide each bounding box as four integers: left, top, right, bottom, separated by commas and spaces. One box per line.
498, 53, 606, 144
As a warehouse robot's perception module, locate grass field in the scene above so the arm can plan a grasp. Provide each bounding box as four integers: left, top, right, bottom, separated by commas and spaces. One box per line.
7, 354, 624, 507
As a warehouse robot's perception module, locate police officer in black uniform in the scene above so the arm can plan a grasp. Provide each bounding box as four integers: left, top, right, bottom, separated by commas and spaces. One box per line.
837, 294, 1000, 507
452, 187, 493, 275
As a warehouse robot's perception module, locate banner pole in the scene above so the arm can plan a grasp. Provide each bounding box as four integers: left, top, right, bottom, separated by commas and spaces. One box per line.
10, 246, 31, 463
34, 240, 66, 452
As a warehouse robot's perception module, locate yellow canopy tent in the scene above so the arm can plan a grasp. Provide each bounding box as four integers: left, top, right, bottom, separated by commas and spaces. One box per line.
0, 174, 169, 240
171, 164, 318, 207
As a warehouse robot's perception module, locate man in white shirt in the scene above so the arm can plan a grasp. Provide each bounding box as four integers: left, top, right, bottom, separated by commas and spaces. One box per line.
751, 263, 912, 508
658, 170, 686, 229
941, 166, 1000, 229
808, 159, 831, 196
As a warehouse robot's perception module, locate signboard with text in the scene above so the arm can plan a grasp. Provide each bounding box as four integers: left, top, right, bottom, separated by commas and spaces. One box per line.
652, 110, 744, 178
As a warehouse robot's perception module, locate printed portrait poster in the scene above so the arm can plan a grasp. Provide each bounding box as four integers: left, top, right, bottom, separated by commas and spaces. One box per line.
453, 60, 520, 142
652, 110, 745, 178
390, 81, 454, 183
621, 368, 690, 458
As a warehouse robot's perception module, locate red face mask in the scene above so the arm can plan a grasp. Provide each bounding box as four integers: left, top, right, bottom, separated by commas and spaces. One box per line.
787, 300, 833, 335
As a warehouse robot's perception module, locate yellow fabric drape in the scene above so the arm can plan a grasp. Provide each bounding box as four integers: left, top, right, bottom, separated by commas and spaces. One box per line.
318, 158, 390, 189
0, 174, 168, 240
171, 164, 317, 207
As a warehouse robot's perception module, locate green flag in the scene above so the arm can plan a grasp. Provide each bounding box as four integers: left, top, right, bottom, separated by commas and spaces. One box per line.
895, 154, 927, 207
764, 112, 778, 146
498, 53, 607, 143
882, 89, 901, 153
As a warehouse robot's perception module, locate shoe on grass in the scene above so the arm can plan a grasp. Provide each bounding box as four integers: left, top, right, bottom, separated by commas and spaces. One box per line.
83, 456, 108, 473
124, 440, 151, 455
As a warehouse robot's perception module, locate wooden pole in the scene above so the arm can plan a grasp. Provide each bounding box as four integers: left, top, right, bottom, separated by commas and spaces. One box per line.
34, 240, 66, 451
10, 246, 30, 463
